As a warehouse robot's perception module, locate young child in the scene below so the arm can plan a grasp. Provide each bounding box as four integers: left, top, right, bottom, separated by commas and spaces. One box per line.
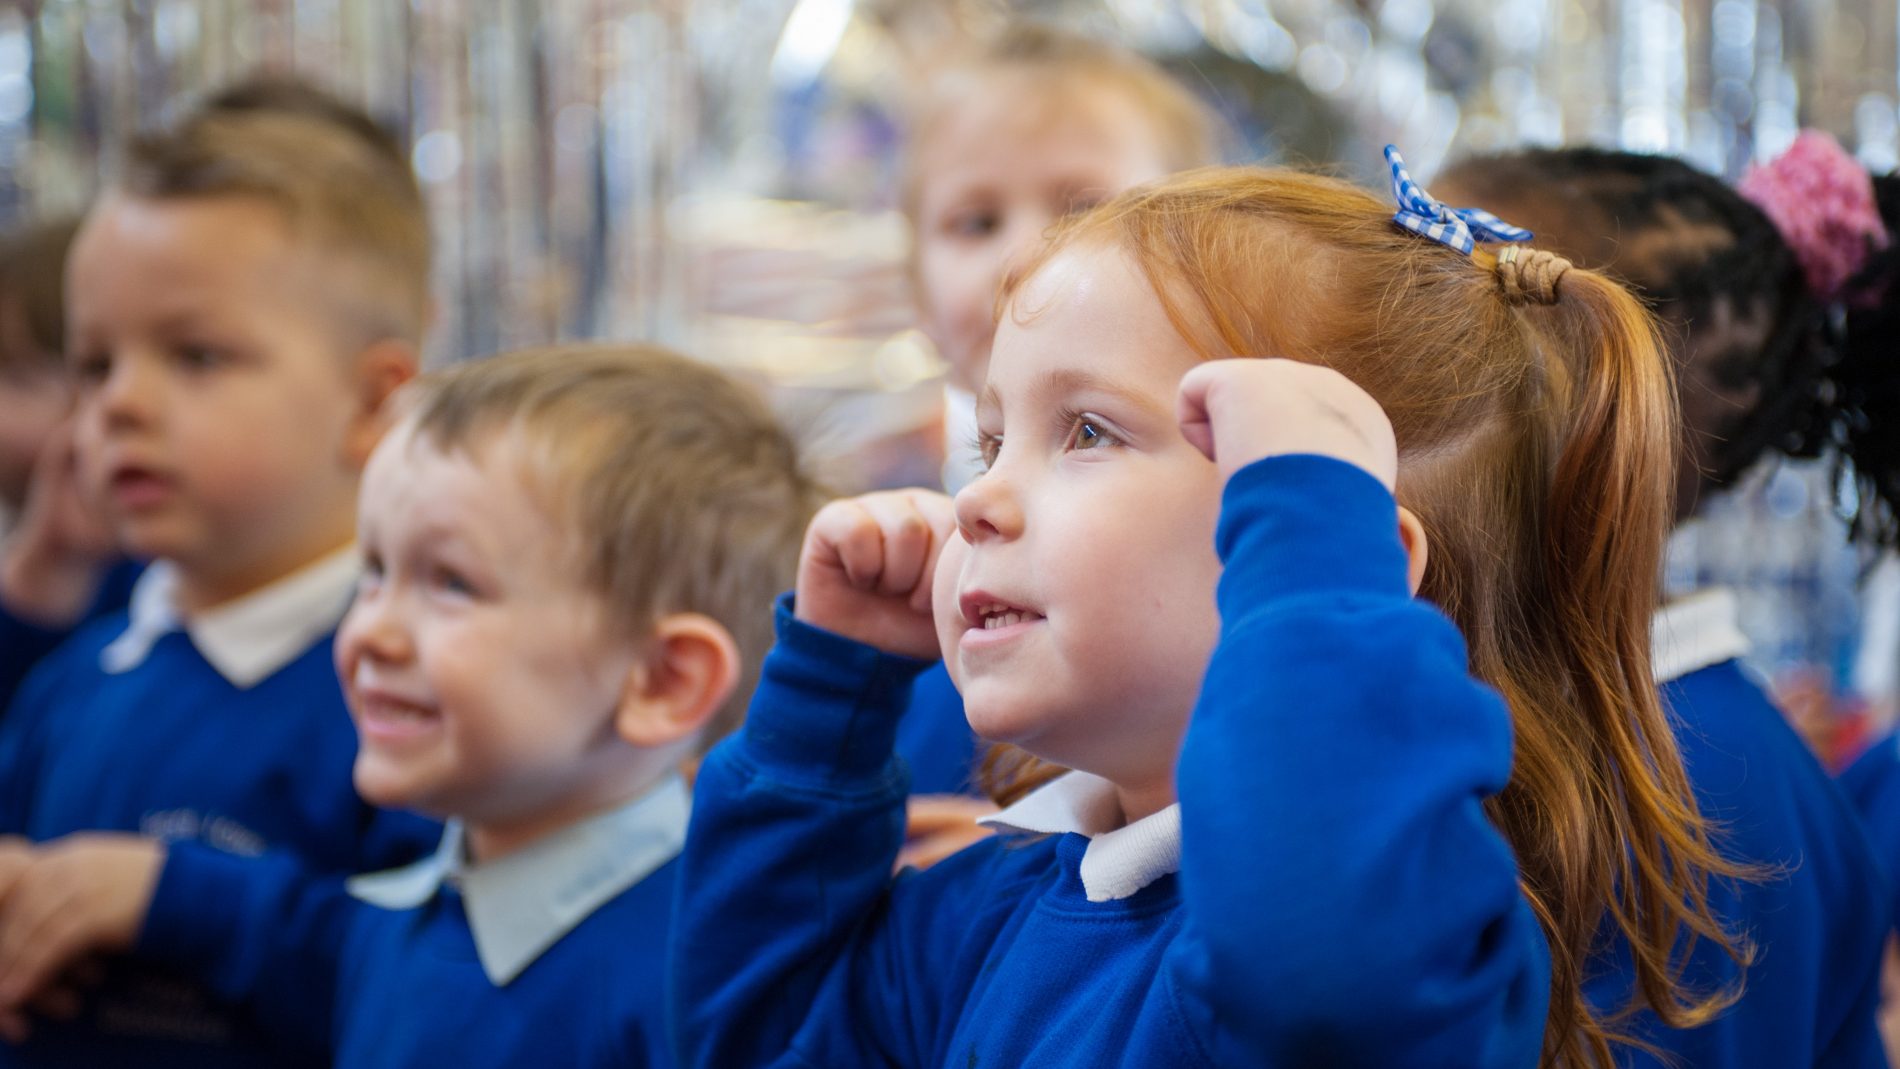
894, 26, 1221, 852
0, 216, 136, 704
0, 79, 440, 1065
671, 161, 1747, 1067
0, 345, 819, 1068
903, 23, 1219, 495
0, 78, 420, 712
1438, 143, 1891, 1067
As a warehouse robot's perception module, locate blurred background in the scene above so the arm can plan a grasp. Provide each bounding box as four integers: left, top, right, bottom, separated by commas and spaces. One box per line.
1, 0, 1896, 732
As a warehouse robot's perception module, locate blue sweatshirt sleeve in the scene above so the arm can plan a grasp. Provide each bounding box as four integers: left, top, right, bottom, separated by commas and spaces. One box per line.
669, 595, 939, 1069
1171, 455, 1549, 1067
136, 840, 359, 1055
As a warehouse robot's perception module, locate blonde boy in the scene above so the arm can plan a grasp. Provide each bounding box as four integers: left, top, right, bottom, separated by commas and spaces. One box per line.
0, 347, 818, 1069
0, 78, 438, 1065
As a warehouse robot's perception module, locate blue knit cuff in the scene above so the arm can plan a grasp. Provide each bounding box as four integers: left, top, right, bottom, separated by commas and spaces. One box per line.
738, 593, 937, 786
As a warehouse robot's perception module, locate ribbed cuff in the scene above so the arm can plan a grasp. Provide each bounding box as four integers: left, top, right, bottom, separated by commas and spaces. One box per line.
739, 593, 937, 784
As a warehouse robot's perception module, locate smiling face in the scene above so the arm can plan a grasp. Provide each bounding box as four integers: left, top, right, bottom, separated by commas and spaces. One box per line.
65, 193, 371, 606
911, 75, 1176, 395
931, 244, 1223, 813
338, 426, 644, 853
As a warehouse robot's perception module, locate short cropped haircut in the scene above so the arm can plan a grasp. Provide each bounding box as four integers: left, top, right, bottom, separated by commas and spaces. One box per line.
400, 345, 824, 751
0, 215, 80, 374
117, 76, 431, 346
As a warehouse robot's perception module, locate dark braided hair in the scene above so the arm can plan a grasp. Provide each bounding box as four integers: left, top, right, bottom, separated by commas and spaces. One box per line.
1824, 173, 1900, 544
1438, 147, 1900, 548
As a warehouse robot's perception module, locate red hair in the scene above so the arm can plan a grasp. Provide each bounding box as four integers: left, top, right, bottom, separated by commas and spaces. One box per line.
989, 166, 1748, 1066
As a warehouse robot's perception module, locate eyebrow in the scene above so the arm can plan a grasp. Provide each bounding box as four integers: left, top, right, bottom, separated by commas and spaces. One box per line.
977, 367, 1168, 423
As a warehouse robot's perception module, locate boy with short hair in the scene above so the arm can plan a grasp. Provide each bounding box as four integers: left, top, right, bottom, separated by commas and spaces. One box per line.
0, 78, 439, 1065
0, 76, 421, 707
0, 346, 820, 1068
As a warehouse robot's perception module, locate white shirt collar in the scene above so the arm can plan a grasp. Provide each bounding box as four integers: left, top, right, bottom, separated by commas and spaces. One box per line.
346, 773, 691, 986
977, 771, 1182, 902
99, 547, 359, 689
1652, 587, 1752, 685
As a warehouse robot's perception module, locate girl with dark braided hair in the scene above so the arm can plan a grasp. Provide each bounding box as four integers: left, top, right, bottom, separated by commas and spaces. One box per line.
1437, 139, 1895, 1069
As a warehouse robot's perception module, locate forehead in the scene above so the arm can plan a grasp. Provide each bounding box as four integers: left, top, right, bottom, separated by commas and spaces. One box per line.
75, 193, 299, 280
70, 193, 357, 343
987, 243, 1197, 402
365, 423, 563, 548
915, 76, 1171, 202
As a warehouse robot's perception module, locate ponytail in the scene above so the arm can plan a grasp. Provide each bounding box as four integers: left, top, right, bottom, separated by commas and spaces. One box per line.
1514, 260, 1752, 1062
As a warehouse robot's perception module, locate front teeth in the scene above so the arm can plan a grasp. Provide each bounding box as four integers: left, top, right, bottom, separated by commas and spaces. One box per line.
984, 612, 1025, 630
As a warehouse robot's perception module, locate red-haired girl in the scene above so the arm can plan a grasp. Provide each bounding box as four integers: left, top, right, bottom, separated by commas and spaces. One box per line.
672, 156, 1743, 1067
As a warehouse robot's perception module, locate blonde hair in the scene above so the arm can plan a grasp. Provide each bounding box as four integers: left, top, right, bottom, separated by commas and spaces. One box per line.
118, 76, 431, 346
992, 167, 1750, 1065
900, 23, 1222, 223
400, 345, 823, 751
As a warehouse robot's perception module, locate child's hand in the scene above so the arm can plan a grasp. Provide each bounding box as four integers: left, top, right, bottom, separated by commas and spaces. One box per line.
0, 835, 164, 1022
796, 489, 954, 660
0, 420, 118, 628
1177, 359, 1398, 490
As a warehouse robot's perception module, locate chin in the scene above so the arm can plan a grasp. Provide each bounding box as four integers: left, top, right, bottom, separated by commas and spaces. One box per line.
960, 685, 1057, 748
352, 757, 421, 812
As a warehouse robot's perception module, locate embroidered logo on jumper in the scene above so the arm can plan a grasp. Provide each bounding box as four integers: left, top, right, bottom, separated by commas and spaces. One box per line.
140, 809, 268, 857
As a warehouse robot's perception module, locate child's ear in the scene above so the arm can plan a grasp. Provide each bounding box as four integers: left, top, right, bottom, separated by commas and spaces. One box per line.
1397, 506, 1430, 596
613, 614, 742, 750
342, 339, 421, 469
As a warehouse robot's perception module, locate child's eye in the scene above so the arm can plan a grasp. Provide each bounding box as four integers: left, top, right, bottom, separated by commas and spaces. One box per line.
70, 351, 110, 383
946, 209, 1000, 239
1062, 413, 1122, 454
175, 344, 227, 370
357, 555, 385, 592
428, 565, 477, 598
974, 431, 1001, 471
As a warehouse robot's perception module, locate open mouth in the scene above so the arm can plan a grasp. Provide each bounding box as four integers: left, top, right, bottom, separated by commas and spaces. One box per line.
959, 588, 1047, 635
970, 602, 1045, 630
107, 465, 174, 508
353, 689, 441, 741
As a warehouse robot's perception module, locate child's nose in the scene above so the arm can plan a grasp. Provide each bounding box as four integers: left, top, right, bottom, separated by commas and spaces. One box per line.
953, 465, 1024, 543
94, 354, 161, 428
338, 588, 415, 667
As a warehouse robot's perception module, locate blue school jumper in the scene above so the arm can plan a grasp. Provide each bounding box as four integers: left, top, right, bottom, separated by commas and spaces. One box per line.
1840, 733, 1900, 937
0, 558, 141, 709
1581, 592, 1889, 1068
0, 557, 439, 1068
136, 776, 688, 1068
671, 455, 1549, 1069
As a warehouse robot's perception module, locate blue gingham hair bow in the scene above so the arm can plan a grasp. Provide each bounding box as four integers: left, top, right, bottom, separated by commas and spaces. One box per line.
1385, 145, 1533, 255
